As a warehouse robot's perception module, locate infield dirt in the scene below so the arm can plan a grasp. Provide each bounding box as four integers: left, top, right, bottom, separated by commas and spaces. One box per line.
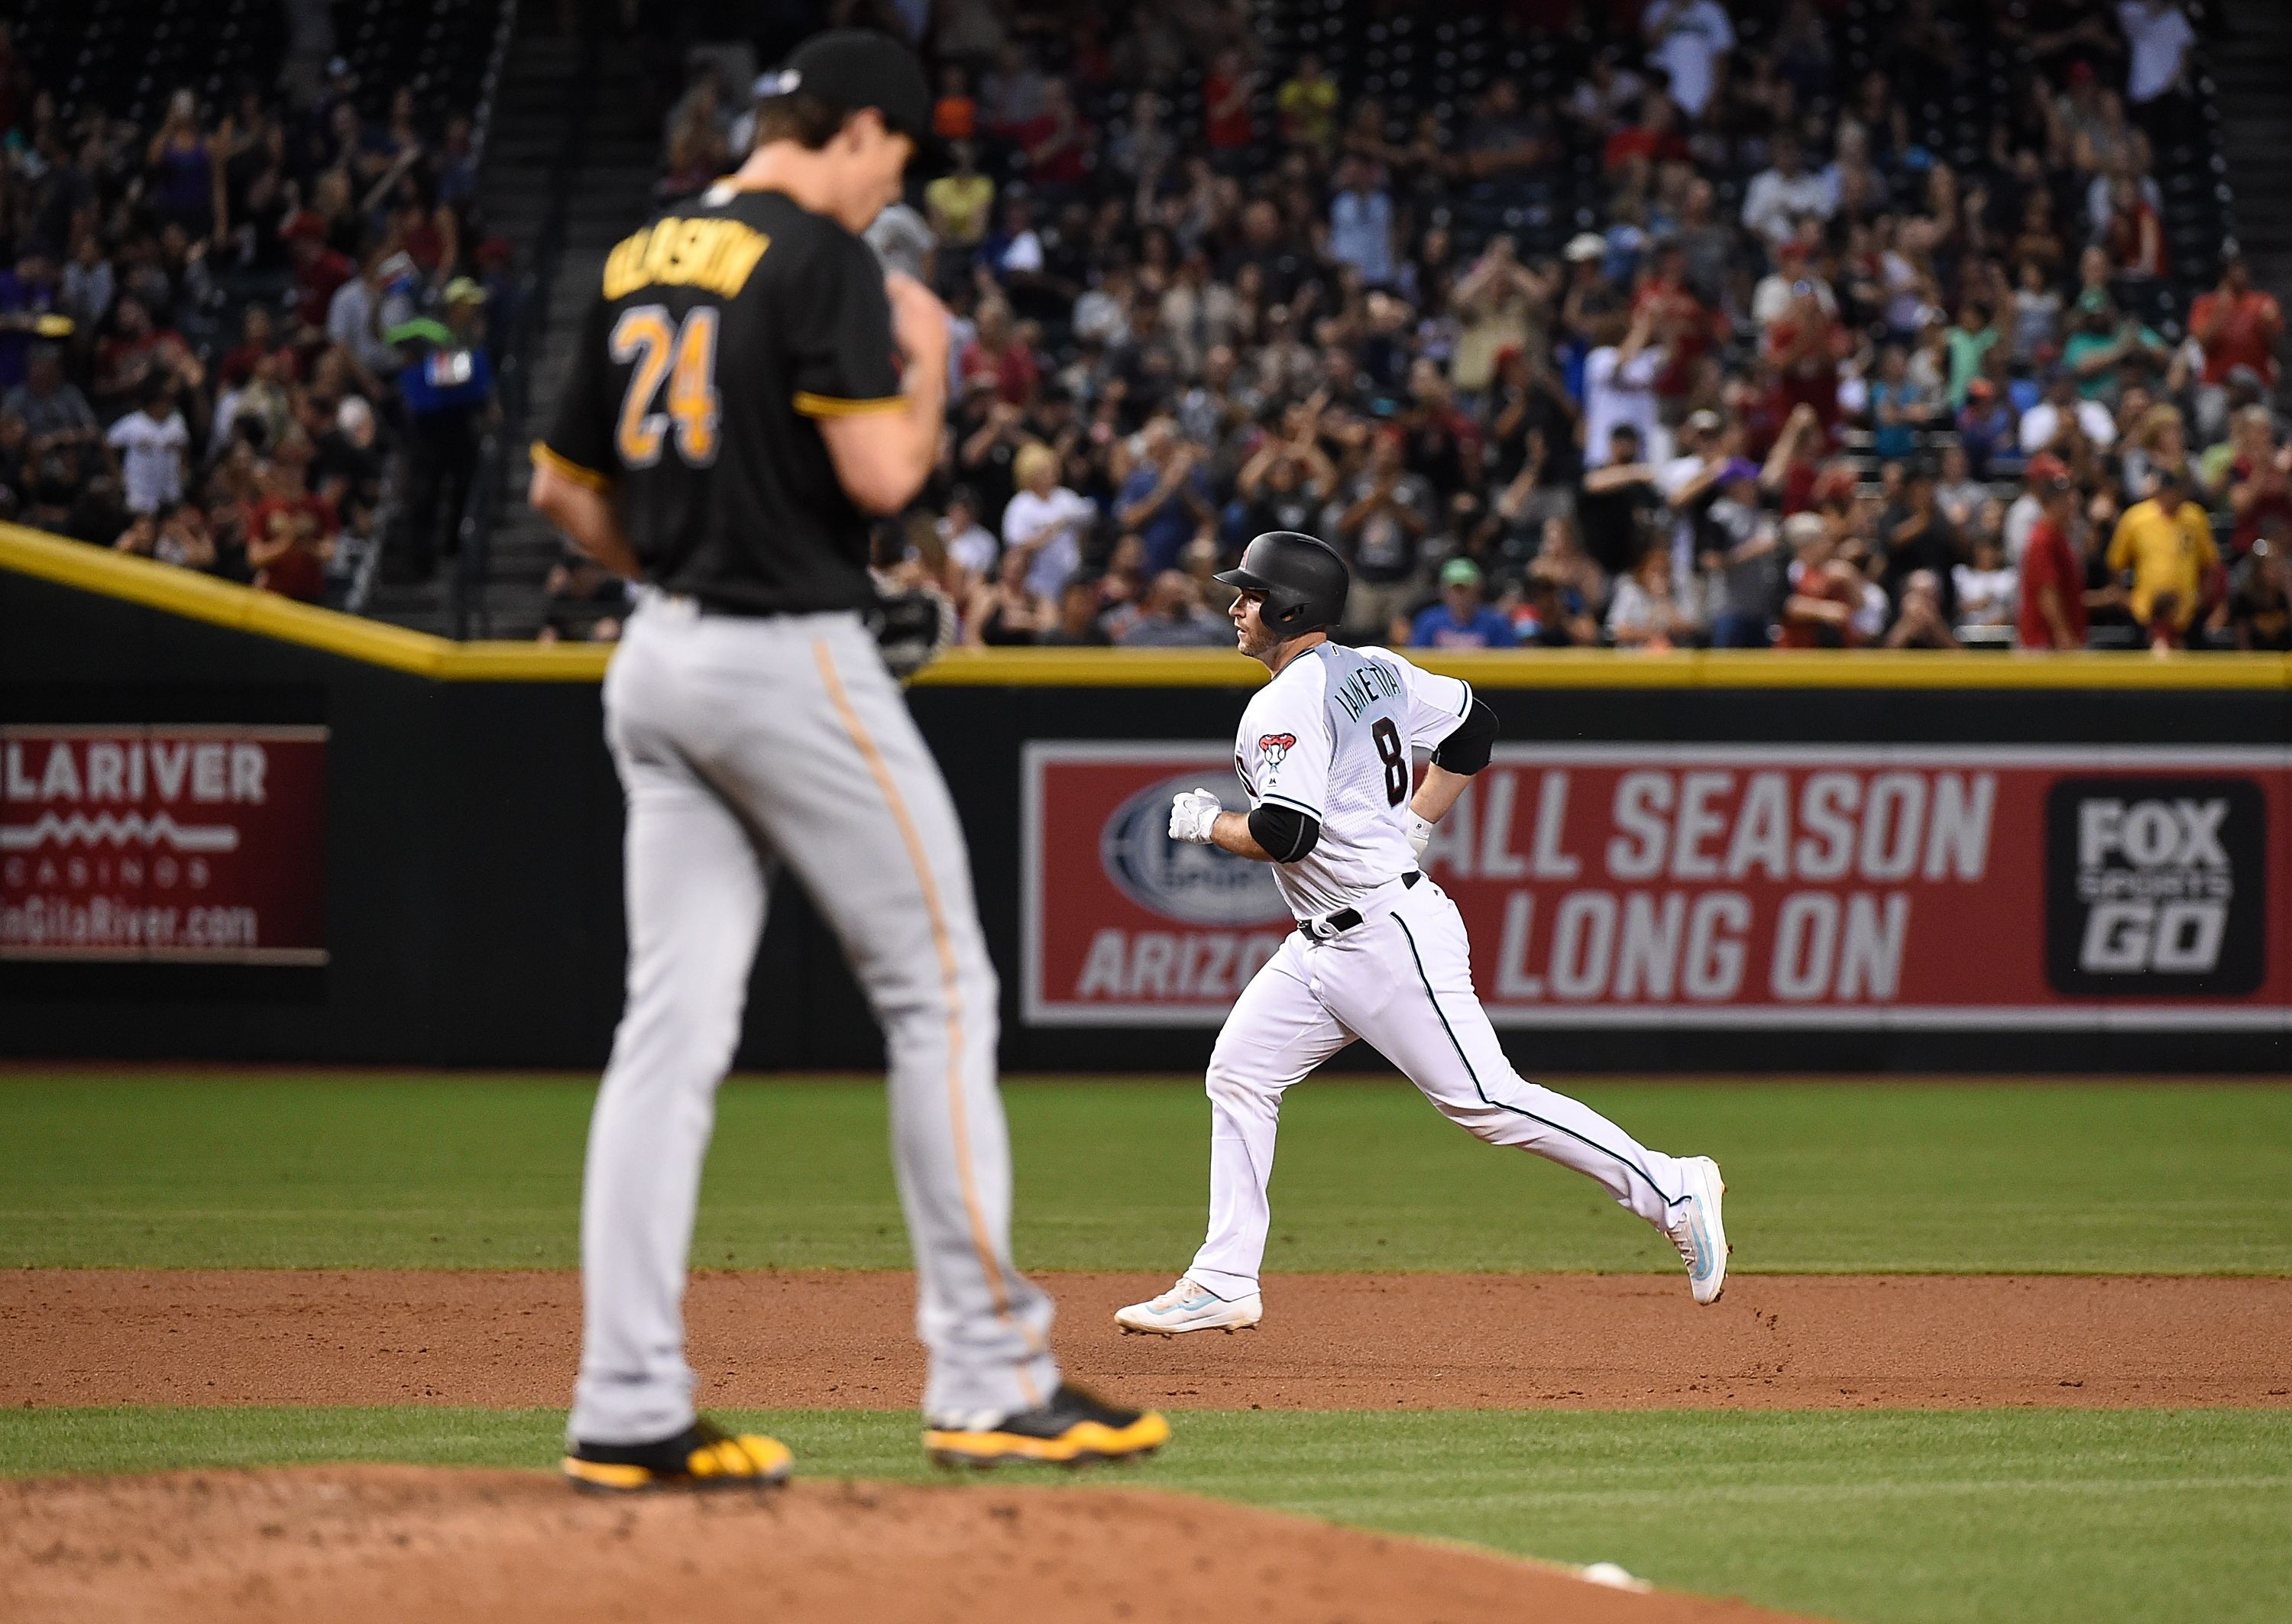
0, 1466, 1825, 1624
8, 1269, 2289, 1409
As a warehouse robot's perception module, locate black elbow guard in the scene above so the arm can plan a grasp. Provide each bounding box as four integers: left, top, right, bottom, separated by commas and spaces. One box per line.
1248, 802, 1322, 862
1432, 698, 1498, 775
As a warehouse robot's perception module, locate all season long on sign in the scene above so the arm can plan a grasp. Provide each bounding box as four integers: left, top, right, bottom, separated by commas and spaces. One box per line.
0, 725, 327, 964
1021, 742, 2289, 1030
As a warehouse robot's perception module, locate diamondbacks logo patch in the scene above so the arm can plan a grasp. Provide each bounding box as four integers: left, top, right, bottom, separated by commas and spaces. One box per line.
1256, 733, 1297, 769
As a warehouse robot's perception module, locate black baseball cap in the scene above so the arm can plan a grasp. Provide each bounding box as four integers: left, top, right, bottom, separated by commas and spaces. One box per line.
761, 29, 932, 144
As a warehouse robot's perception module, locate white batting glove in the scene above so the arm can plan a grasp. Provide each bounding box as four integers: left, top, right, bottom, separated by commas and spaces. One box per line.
1168, 788, 1225, 845
1405, 810, 1435, 859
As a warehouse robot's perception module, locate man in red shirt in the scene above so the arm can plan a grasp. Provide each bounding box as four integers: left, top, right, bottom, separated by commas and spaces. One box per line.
1017, 79, 1091, 191
957, 296, 1039, 405
1764, 282, 1847, 438
1601, 92, 1689, 176
2190, 253, 2283, 439
2016, 467, 2089, 650
2227, 403, 2292, 556
1633, 241, 1722, 405
1203, 50, 1254, 159
283, 212, 356, 336
2191, 254, 2282, 387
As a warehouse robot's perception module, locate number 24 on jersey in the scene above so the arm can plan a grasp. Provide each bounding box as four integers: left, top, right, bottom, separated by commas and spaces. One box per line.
610, 304, 720, 468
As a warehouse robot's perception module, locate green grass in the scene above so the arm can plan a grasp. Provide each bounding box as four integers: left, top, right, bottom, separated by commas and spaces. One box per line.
4, 1406, 2286, 1624
3, 1073, 2289, 1273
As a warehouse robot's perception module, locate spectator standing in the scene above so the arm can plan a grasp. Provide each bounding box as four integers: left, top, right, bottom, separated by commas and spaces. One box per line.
325, 254, 400, 388
1410, 558, 1518, 649
924, 141, 995, 256
1740, 135, 1837, 249
388, 285, 494, 582
1001, 442, 1096, 602
2106, 464, 2219, 649
1327, 157, 1397, 290
1582, 309, 1666, 469
2017, 466, 2091, 649
2188, 255, 2282, 439
1578, 423, 1664, 577
1332, 429, 1434, 637
1113, 418, 1213, 574
1277, 53, 1339, 155
1701, 461, 1784, 648
1203, 50, 1256, 165
1766, 282, 1849, 437
2117, 1, 2195, 138
1643, 0, 1737, 121
105, 377, 190, 515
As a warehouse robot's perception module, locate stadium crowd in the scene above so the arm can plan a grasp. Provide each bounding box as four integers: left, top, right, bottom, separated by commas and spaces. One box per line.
536, 0, 2285, 655
0, 31, 510, 604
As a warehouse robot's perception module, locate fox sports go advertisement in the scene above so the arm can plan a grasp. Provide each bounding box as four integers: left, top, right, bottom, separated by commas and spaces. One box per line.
1021, 742, 2290, 1030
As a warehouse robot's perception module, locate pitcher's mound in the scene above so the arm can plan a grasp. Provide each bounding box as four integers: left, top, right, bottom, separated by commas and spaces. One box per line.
1, 1465, 1815, 1623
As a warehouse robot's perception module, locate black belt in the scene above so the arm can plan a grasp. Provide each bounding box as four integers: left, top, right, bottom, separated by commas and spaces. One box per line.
1297, 871, 1420, 940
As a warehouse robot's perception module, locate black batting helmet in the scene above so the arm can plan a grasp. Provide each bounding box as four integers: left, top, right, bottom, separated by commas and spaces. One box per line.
1216, 531, 1349, 635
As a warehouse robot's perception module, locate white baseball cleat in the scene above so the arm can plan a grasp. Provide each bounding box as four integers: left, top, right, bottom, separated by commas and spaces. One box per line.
1115, 1278, 1263, 1336
1666, 1157, 1730, 1305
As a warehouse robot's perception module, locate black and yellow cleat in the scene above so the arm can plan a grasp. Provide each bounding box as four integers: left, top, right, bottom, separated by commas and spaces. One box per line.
562, 1417, 793, 1491
924, 1383, 1171, 1469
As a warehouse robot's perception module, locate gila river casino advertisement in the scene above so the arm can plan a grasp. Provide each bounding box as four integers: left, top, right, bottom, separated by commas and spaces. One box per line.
0, 726, 328, 965
1021, 742, 2292, 1030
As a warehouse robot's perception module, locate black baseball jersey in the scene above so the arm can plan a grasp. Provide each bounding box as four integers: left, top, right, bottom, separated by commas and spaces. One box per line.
535, 183, 903, 616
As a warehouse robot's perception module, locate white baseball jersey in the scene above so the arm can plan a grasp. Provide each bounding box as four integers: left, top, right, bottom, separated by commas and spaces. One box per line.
1234, 643, 1471, 919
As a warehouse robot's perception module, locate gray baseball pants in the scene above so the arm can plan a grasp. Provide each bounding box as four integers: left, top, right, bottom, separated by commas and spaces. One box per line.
569, 597, 1060, 1443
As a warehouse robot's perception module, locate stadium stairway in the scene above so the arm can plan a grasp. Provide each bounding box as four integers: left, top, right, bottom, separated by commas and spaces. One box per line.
471, 36, 659, 640
2210, 1, 2292, 314
365, 28, 657, 639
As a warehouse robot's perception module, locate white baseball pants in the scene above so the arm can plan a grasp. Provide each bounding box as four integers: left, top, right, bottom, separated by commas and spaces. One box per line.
571, 600, 1058, 1443
1187, 876, 1691, 1298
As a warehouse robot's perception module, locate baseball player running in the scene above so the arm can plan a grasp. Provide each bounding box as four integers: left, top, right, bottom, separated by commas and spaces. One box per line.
529, 30, 1166, 1487
1117, 531, 1727, 1336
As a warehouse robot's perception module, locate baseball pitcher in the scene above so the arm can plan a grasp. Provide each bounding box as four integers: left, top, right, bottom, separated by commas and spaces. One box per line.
529, 31, 1166, 1486
1117, 531, 1728, 1335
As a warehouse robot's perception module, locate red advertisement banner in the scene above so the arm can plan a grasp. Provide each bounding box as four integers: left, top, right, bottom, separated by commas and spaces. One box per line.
1022, 742, 2290, 1030
1, 726, 328, 965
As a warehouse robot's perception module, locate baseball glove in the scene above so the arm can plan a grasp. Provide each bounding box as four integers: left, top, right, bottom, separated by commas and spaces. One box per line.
869, 587, 957, 680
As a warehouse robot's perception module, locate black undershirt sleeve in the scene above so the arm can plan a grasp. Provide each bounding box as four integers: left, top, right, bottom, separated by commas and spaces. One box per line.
1248, 802, 1322, 862
1431, 697, 1499, 775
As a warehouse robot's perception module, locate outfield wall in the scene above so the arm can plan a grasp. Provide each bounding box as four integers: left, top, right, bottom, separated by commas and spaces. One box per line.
5, 523, 2288, 1072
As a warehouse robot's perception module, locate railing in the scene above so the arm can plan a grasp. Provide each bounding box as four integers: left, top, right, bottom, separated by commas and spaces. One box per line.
439, 0, 528, 639
343, 453, 400, 616
448, 10, 595, 640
